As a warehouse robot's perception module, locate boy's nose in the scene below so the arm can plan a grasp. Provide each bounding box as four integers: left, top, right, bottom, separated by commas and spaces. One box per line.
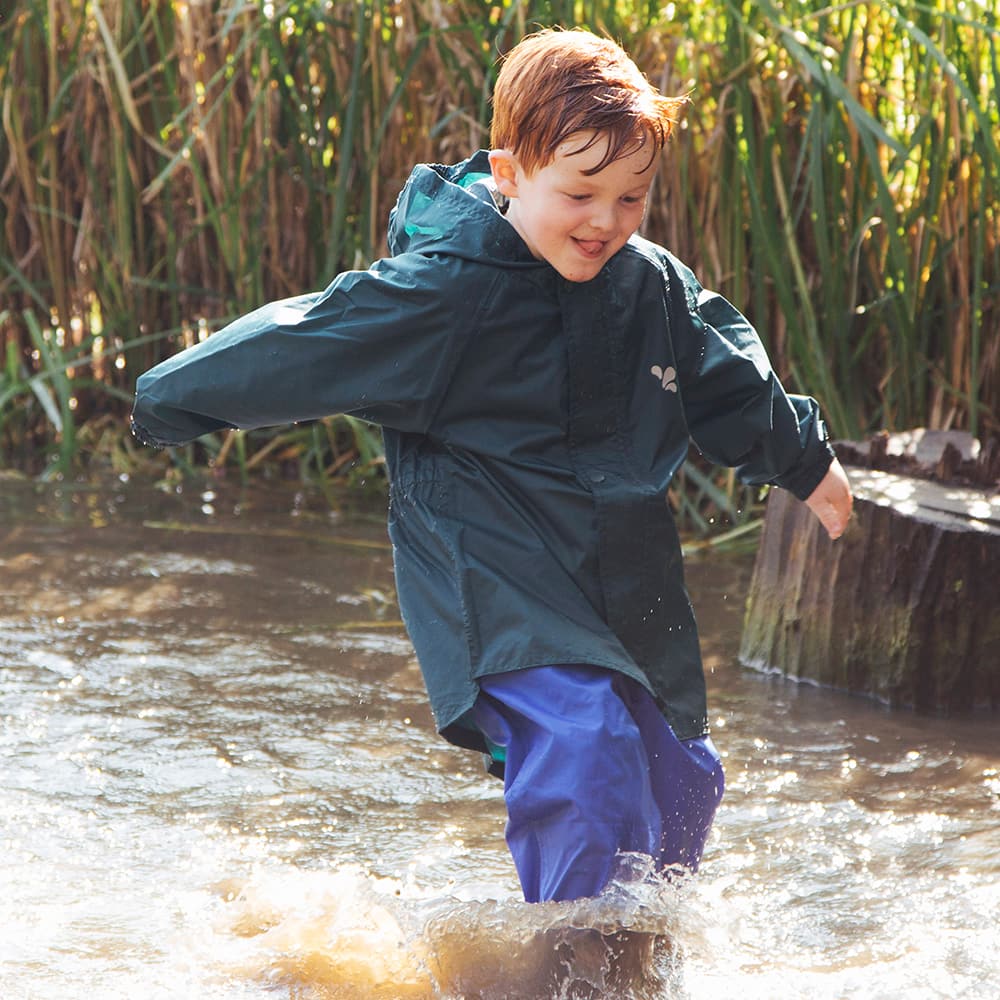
587, 202, 618, 235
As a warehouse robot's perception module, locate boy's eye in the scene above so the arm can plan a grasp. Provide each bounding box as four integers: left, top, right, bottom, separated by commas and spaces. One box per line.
563, 192, 645, 204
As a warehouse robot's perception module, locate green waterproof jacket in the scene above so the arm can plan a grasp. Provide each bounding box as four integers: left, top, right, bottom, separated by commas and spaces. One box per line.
131, 150, 834, 750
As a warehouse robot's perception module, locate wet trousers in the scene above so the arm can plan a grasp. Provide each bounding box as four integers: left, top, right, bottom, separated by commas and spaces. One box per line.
470, 664, 725, 903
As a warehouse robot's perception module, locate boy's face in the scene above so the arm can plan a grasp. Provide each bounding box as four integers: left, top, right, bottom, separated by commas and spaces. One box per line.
489, 132, 658, 283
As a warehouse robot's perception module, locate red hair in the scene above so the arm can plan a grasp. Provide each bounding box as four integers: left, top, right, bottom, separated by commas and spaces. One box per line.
490, 28, 686, 175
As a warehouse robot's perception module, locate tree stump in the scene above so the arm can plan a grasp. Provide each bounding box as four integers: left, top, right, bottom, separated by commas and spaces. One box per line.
739, 431, 1000, 714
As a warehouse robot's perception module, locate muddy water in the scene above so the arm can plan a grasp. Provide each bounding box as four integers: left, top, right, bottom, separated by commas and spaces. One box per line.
1, 478, 998, 1000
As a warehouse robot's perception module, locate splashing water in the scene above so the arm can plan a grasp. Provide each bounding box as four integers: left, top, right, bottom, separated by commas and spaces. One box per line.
207, 857, 695, 1000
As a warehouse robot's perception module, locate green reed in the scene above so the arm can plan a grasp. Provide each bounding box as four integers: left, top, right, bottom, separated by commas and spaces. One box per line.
0, 0, 996, 531
654, 0, 999, 441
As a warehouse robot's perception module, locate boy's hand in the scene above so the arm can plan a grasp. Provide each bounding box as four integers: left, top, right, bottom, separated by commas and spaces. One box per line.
805, 458, 853, 539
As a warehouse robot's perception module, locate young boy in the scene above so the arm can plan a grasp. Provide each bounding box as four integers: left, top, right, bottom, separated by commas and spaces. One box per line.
131, 28, 853, 905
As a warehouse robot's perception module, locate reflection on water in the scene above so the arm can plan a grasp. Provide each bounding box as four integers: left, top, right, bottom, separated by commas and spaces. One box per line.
1, 478, 998, 999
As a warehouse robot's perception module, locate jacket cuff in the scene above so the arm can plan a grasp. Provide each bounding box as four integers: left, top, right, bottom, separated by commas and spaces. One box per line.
776, 441, 835, 501
130, 416, 171, 450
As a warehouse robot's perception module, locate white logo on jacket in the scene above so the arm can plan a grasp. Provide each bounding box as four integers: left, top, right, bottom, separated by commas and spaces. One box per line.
650, 365, 678, 392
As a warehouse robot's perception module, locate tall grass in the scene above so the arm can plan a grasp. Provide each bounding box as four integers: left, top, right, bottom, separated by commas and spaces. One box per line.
1, 1, 997, 519
647, 0, 999, 441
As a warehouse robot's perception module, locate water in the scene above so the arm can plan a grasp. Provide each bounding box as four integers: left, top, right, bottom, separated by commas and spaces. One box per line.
1, 478, 998, 999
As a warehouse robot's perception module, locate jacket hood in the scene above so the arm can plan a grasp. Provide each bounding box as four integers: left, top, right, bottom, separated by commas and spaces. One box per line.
387, 150, 540, 268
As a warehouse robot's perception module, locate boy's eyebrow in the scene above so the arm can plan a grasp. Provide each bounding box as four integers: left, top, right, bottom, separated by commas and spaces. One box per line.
564, 173, 654, 193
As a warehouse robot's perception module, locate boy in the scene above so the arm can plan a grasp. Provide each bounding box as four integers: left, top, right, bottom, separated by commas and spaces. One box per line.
131, 29, 853, 905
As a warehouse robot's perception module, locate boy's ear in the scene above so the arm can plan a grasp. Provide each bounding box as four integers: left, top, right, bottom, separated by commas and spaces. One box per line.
488, 150, 520, 199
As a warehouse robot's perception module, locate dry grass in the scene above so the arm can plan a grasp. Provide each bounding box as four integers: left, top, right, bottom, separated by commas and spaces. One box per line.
1, 0, 996, 510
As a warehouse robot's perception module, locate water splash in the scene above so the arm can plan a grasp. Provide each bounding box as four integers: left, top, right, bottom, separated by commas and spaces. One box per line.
212, 858, 698, 1000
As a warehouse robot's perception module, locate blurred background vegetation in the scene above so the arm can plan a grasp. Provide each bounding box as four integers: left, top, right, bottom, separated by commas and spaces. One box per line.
1, 0, 997, 536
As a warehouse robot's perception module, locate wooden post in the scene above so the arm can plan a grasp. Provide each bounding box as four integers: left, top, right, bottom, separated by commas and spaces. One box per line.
739, 432, 1000, 714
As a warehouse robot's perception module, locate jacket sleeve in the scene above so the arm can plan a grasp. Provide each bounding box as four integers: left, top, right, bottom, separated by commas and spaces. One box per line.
131, 253, 466, 447
667, 254, 834, 501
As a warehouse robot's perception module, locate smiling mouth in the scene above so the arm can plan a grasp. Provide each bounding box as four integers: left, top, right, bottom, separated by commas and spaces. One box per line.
573, 238, 606, 258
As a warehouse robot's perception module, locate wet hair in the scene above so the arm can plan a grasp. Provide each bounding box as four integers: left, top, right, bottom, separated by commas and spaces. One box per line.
490, 28, 686, 175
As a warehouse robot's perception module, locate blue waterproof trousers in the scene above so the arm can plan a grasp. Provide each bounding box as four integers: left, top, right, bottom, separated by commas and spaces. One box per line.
470, 664, 725, 903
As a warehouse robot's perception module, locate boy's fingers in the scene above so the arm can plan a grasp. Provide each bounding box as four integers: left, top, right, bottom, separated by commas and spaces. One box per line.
805, 489, 852, 539
803, 459, 853, 539
821, 506, 849, 539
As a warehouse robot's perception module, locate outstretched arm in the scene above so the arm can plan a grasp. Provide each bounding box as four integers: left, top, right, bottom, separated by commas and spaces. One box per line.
131, 253, 471, 448
804, 457, 853, 539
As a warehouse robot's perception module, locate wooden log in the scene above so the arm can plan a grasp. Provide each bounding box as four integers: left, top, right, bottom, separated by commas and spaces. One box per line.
739, 456, 1000, 714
